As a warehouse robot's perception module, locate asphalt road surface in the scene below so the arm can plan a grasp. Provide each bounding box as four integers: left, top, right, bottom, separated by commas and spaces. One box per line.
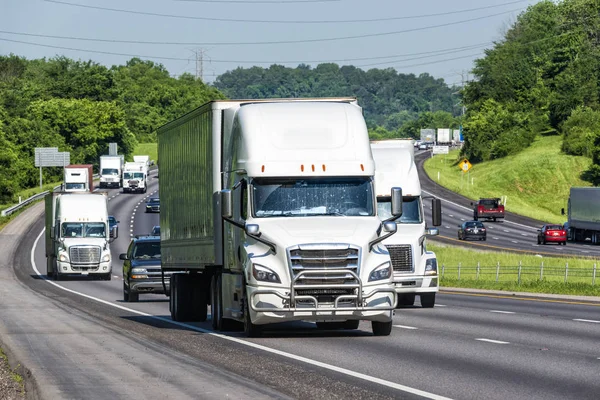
0, 167, 597, 399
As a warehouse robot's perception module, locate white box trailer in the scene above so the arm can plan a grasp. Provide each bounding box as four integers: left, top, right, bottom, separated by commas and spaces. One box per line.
563, 187, 600, 243
45, 192, 116, 280
99, 155, 124, 188
370, 139, 442, 307
158, 98, 401, 337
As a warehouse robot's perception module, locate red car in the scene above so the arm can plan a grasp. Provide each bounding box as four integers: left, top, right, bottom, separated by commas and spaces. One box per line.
537, 224, 567, 245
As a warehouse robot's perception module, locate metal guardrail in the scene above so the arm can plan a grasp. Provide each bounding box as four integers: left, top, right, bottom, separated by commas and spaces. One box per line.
1, 174, 100, 217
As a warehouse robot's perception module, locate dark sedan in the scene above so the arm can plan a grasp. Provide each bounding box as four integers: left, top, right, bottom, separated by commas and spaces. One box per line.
145, 197, 160, 213
537, 224, 567, 245
458, 221, 487, 241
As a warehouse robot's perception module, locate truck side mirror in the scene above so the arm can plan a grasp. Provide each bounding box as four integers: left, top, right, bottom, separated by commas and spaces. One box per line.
431, 198, 442, 226
245, 224, 260, 236
426, 227, 439, 236
382, 221, 397, 233
221, 189, 233, 219
119, 253, 128, 260
561, 208, 565, 215
391, 187, 403, 216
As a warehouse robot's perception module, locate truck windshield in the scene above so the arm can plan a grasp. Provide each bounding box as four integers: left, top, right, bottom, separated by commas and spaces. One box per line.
61, 222, 106, 238
65, 183, 85, 190
252, 177, 374, 217
377, 196, 422, 223
102, 168, 119, 176
124, 172, 144, 179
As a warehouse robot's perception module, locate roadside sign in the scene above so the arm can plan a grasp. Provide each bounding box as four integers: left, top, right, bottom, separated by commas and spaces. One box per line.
459, 158, 472, 173
432, 146, 449, 155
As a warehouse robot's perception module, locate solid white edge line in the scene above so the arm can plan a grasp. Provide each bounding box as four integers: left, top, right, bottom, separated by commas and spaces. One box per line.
393, 325, 418, 330
489, 310, 515, 314
434, 304, 446, 307
475, 338, 510, 344
30, 229, 452, 400
573, 319, 600, 324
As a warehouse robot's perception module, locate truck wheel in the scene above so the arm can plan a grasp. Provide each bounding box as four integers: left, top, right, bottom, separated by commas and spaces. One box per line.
243, 284, 263, 338
171, 274, 192, 321
371, 320, 392, 336
190, 274, 208, 322
420, 293, 436, 308
46, 257, 55, 279
211, 274, 224, 330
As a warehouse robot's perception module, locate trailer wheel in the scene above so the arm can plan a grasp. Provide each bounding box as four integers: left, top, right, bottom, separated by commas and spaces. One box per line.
46, 257, 55, 279
371, 320, 392, 336
171, 274, 192, 321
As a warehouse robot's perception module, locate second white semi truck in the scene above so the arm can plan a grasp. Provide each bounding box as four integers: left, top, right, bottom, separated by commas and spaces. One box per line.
371, 139, 442, 308
158, 98, 400, 337
45, 192, 116, 280
122, 161, 148, 193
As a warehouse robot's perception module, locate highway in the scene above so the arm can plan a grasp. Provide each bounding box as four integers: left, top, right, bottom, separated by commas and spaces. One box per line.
415, 151, 600, 258
0, 167, 598, 399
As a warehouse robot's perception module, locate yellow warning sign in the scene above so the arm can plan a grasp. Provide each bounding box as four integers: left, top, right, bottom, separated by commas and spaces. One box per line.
459, 158, 472, 173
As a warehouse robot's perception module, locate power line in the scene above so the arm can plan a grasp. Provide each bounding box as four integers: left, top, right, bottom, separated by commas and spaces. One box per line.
0, 36, 496, 64
0, 8, 526, 46
173, 0, 340, 3
44, 0, 529, 24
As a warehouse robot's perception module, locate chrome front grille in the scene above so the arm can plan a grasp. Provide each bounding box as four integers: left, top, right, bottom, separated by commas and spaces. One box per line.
386, 245, 413, 273
289, 245, 360, 278
69, 246, 101, 264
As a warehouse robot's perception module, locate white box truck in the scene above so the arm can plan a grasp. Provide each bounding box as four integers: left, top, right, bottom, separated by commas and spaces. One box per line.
158, 98, 400, 337
122, 162, 148, 193
133, 155, 150, 166
562, 187, 600, 243
371, 139, 442, 308
99, 155, 124, 188
45, 192, 115, 280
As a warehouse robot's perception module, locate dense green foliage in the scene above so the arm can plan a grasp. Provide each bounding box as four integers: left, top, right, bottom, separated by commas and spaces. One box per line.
213, 63, 462, 138
0, 56, 223, 202
462, 0, 600, 171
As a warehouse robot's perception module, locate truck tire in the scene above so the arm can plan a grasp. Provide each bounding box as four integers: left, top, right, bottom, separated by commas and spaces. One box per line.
420, 293, 436, 308
371, 320, 392, 336
190, 274, 208, 322
46, 257, 55, 279
211, 274, 239, 330
243, 283, 262, 338
171, 274, 192, 322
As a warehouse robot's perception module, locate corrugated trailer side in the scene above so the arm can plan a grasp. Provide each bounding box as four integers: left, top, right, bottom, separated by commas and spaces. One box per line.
158, 103, 219, 271
569, 187, 600, 232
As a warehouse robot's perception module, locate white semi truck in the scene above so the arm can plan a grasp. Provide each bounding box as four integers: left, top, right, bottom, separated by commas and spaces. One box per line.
99, 155, 124, 188
562, 187, 600, 243
371, 139, 442, 308
158, 98, 400, 337
122, 161, 148, 193
63, 164, 94, 192
45, 192, 115, 280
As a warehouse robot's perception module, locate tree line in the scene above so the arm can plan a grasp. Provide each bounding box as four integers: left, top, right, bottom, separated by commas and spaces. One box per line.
461, 0, 600, 182
0, 57, 223, 201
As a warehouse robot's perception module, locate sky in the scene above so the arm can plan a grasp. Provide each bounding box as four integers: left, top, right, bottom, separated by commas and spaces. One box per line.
1, 0, 543, 85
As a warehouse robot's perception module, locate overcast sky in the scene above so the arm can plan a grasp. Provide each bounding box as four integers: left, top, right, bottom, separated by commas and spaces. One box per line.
1, 0, 542, 85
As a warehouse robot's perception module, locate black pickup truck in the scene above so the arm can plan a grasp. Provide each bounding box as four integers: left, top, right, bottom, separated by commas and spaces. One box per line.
472, 198, 505, 222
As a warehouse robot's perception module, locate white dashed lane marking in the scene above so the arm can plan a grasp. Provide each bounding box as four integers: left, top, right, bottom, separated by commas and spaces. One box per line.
475, 338, 510, 344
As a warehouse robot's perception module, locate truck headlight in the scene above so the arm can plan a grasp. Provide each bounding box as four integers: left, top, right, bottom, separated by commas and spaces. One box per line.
132, 268, 147, 274
58, 252, 69, 262
425, 258, 437, 275
102, 254, 111, 262
252, 264, 281, 283
369, 262, 392, 282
